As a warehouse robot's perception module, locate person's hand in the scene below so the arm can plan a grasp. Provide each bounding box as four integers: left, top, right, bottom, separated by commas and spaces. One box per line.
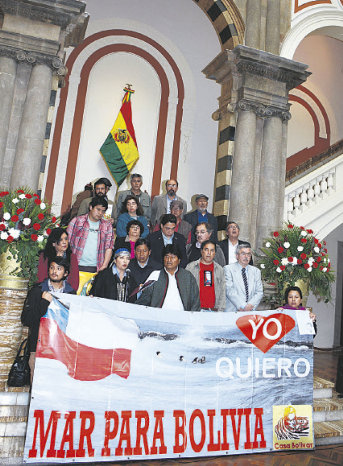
243, 303, 254, 311
309, 312, 316, 322
42, 291, 53, 302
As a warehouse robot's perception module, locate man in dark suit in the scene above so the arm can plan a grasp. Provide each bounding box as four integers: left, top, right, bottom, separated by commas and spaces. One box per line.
184, 194, 218, 242
147, 214, 187, 268
219, 221, 253, 265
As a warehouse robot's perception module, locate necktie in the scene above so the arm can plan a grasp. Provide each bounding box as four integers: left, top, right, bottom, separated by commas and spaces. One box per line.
242, 268, 249, 302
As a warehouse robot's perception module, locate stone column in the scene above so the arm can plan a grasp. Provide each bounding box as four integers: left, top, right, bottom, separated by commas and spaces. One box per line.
255, 114, 285, 247
229, 103, 257, 241
245, 0, 261, 49
10, 64, 52, 190
0, 57, 16, 175
203, 45, 310, 251
265, 0, 281, 54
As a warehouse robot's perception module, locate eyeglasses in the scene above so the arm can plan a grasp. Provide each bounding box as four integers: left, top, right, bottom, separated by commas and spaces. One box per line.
239, 252, 252, 257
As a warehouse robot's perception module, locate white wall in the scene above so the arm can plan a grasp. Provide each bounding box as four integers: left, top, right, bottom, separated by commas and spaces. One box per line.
308, 222, 343, 348
47, 0, 221, 213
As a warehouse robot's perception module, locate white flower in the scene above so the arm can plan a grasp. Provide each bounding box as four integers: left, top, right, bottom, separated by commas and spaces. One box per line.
308, 257, 315, 265
37, 235, 44, 242
260, 264, 265, 269
314, 246, 320, 253
301, 231, 307, 236
281, 258, 288, 265
23, 218, 31, 226
283, 242, 290, 249
323, 257, 327, 263
40, 202, 46, 210
276, 267, 282, 273
265, 242, 271, 248
323, 267, 327, 272
292, 257, 298, 265
3, 212, 10, 221
307, 266, 312, 272
297, 246, 304, 251
12, 198, 19, 204
8, 228, 20, 239
0, 231, 8, 240
18, 194, 25, 199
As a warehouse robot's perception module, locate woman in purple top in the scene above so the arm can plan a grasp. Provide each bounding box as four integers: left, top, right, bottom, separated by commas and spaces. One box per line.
280, 286, 316, 329
37, 227, 79, 291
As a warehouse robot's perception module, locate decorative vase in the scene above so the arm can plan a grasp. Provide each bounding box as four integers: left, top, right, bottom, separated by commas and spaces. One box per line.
0, 249, 28, 391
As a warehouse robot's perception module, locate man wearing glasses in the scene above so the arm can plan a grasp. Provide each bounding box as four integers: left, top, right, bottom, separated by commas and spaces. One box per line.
224, 244, 263, 312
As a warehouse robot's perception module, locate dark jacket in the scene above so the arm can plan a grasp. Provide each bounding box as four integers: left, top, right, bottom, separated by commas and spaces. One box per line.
184, 210, 218, 243
129, 257, 162, 285
90, 267, 137, 302
219, 238, 253, 265
136, 268, 200, 312
147, 231, 187, 268
21, 279, 76, 352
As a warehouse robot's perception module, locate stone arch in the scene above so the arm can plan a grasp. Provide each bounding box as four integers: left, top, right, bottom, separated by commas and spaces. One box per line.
193, 0, 244, 49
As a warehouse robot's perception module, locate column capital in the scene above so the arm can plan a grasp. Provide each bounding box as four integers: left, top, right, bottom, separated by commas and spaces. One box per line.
237, 99, 291, 121
203, 45, 311, 117
0, 45, 67, 76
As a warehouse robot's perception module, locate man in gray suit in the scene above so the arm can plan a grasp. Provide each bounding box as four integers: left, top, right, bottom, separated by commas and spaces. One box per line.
224, 244, 263, 312
151, 179, 187, 227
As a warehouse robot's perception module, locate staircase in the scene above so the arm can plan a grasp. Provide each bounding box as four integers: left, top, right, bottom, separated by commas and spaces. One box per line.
314, 376, 343, 444
0, 386, 30, 465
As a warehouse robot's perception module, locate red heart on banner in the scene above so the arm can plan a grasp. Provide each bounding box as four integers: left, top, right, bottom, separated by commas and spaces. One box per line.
236, 313, 296, 353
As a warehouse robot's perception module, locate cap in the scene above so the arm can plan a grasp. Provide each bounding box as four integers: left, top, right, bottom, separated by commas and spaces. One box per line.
195, 194, 209, 201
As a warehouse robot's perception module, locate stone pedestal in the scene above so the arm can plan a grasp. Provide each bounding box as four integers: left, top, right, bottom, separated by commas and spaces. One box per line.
203, 45, 310, 250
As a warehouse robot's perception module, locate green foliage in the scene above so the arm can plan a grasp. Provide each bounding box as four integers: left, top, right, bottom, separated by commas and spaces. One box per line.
0, 187, 59, 286
257, 223, 335, 303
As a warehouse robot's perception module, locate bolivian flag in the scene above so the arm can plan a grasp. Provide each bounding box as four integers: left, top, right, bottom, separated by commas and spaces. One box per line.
100, 86, 139, 186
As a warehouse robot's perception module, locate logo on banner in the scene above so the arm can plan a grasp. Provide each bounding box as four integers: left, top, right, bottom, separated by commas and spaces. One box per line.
273, 405, 313, 450
236, 314, 295, 353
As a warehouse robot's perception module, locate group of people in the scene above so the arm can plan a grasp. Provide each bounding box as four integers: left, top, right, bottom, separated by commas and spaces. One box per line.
21, 174, 316, 380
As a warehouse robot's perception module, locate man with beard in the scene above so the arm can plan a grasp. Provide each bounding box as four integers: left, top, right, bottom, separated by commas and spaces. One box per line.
184, 194, 218, 242
151, 179, 187, 227
21, 257, 76, 382
77, 177, 113, 217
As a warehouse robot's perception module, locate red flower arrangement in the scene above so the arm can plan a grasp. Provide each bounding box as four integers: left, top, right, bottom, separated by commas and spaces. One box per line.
0, 187, 60, 284
258, 222, 335, 303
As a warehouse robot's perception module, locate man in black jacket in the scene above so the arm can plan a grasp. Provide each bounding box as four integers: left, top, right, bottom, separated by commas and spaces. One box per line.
184, 194, 218, 242
136, 244, 200, 312
147, 214, 187, 268
21, 257, 76, 382
219, 221, 253, 265
129, 238, 162, 285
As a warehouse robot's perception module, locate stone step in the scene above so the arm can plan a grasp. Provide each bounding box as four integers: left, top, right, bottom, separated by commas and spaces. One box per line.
0, 436, 25, 463
314, 419, 343, 445
314, 394, 343, 422
313, 375, 335, 399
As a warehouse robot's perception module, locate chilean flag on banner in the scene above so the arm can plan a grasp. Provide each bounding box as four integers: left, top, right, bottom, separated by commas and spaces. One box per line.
36, 298, 138, 381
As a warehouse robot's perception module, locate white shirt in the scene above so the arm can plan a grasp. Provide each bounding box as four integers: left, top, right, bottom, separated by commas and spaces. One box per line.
162, 269, 184, 312
228, 240, 238, 264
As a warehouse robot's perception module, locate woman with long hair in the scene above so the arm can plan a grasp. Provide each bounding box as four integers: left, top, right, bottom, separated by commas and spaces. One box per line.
37, 227, 79, 291
116, 195, 149, 238
280, 286, 316, 329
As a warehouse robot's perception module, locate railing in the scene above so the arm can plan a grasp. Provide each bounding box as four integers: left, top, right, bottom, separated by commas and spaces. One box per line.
285, 154, 343, 220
